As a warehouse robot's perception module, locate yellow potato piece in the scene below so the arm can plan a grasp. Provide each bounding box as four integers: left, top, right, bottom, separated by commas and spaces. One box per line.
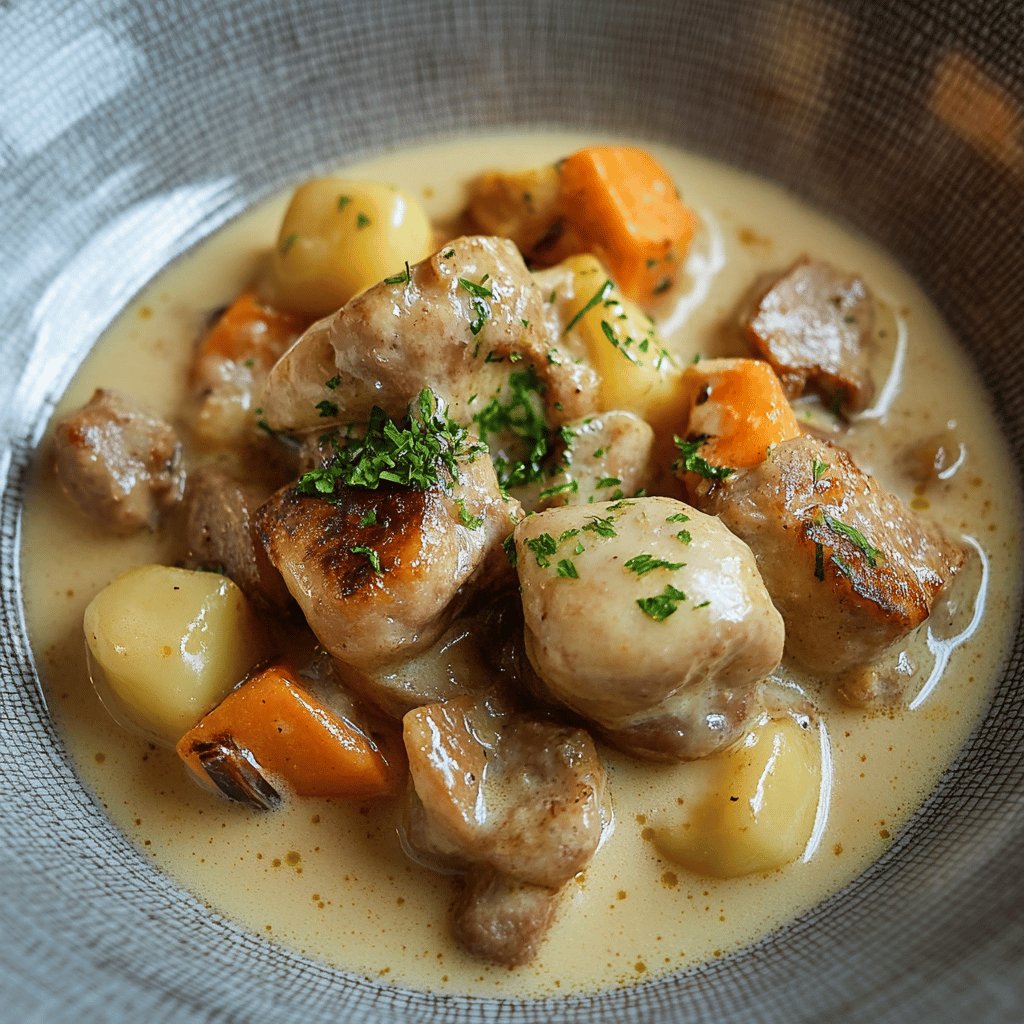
654, 716, 822, 877
562, 255, 682, 436
267, 178, 433, 317
83, 564, 267, 747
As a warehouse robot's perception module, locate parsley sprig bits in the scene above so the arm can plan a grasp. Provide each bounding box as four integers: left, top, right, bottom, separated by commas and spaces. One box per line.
296, 389, 483, 500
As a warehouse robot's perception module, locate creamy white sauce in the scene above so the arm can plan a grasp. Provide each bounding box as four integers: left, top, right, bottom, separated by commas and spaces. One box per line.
20, 132, 1022, 998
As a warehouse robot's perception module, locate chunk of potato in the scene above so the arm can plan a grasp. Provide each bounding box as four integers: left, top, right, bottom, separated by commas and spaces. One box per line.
654, 715, 822, 877
560, 255, 682, 435
83, 564, 268, 747
266, 178, 433, 317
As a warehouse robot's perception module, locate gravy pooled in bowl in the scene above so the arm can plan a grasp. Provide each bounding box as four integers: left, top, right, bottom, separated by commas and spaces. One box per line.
21, 132, 1021, 997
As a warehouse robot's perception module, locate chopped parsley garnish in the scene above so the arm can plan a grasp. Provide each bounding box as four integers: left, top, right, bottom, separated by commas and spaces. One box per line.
666, 512, 690, 523
673, 436, 735, 480
823, 514, 882, 567
243, 357, 256, 368
520, 318, 531, 328
279, 232, 298, 255
607, 499, 635, 512
652, 276, 672, 295
583, 515, 617, 538
600, 320, 640, 364
459, 275, 493, 299
503, 533, 518, 566
559, 425, 576, 446
472, 367, 549, 490
675, 530, 692, 544
546, 348, 562, 365
383, 262, 412, 285
596, 476, 622, 489
358, 509, 378, 527
814, 541, 825, 581
592, 447, 606, 458
558, 528, 580, 543
573, 540, 585, 555
636, 584, 687, 621
484, 351, 504, 363
315, 399, 339, 418
812, 458, 830, 482
296, 388, 482, 499
538, 480, 578, 500
325, 375, 341, 390
350, 545, 382, 574
693, 599, 711, 609
556, 558, 579, 579
356, 212, 371, 229
337, 194, 352, 210
525, 532, 558, 568
625, 554, 685, 577
456, 499, 483, 529
563, 279, 612, 335
469, 297, 490, 335
442, 248, 456, 258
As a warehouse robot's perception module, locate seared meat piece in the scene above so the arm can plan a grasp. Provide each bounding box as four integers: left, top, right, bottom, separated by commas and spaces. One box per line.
259, 235, 599, 434
401, 695, 608, 965
743, 258, 874, 414
184, 466, 290, 610
696, 434, 964, 676
515, 497, 784, 761
256, 452, 519, 677
190, 292, 307, 447
453, 870, 558, 968
53, 388, 184, 533
465, 165, 580, 268
540, 410, 655, 507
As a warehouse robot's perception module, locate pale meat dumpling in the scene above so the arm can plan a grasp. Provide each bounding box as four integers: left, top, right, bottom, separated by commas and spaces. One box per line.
514, 496, 784, 761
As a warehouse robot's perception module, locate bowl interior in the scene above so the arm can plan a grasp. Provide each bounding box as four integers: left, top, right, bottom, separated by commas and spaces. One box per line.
1, 1, 1022, 1021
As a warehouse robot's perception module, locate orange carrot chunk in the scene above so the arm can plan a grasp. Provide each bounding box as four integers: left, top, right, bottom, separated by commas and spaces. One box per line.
679, 358, 802, 473
558, 146, 698, 303
177, 664, 396, 802
196, 291, 308, 368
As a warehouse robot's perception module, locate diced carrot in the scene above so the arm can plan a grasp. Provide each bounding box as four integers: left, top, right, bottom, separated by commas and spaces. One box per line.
177, 664, 397, 800
558, 146, 698, 303
196, 291, 308, 368
680, 358, 802, 472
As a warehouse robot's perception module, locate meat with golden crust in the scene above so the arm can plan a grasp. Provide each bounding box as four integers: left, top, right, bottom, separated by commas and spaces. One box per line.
695, 434, 963, 676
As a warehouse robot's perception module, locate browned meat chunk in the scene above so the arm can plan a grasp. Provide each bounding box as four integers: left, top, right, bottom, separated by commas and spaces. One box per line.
255, 451, 519, 679
259, 235, 599, 434
53, 388, 184, 533
743, 258, 874, 413
696, 435, 963, 676
452, 870, 558, 968
401, 695, 608, 965
183, 466, 291, 610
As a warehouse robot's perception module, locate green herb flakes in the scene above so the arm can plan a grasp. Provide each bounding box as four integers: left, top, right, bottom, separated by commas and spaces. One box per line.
563, 279, 612, 335
350, 545, 382, 574
525, 532, 558, 568
673, 436, 735, 480
556, 559, 579, 579
625, 554, 685, 577
296, 388, 483, 499
636, 584, 687, 621
456, 498, 484, 529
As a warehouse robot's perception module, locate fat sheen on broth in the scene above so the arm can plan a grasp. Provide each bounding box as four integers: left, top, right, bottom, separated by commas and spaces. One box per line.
21, 132, 1022, 997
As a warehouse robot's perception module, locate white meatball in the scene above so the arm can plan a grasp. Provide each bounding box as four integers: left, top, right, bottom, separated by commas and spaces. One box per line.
515, 496, 784, 761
